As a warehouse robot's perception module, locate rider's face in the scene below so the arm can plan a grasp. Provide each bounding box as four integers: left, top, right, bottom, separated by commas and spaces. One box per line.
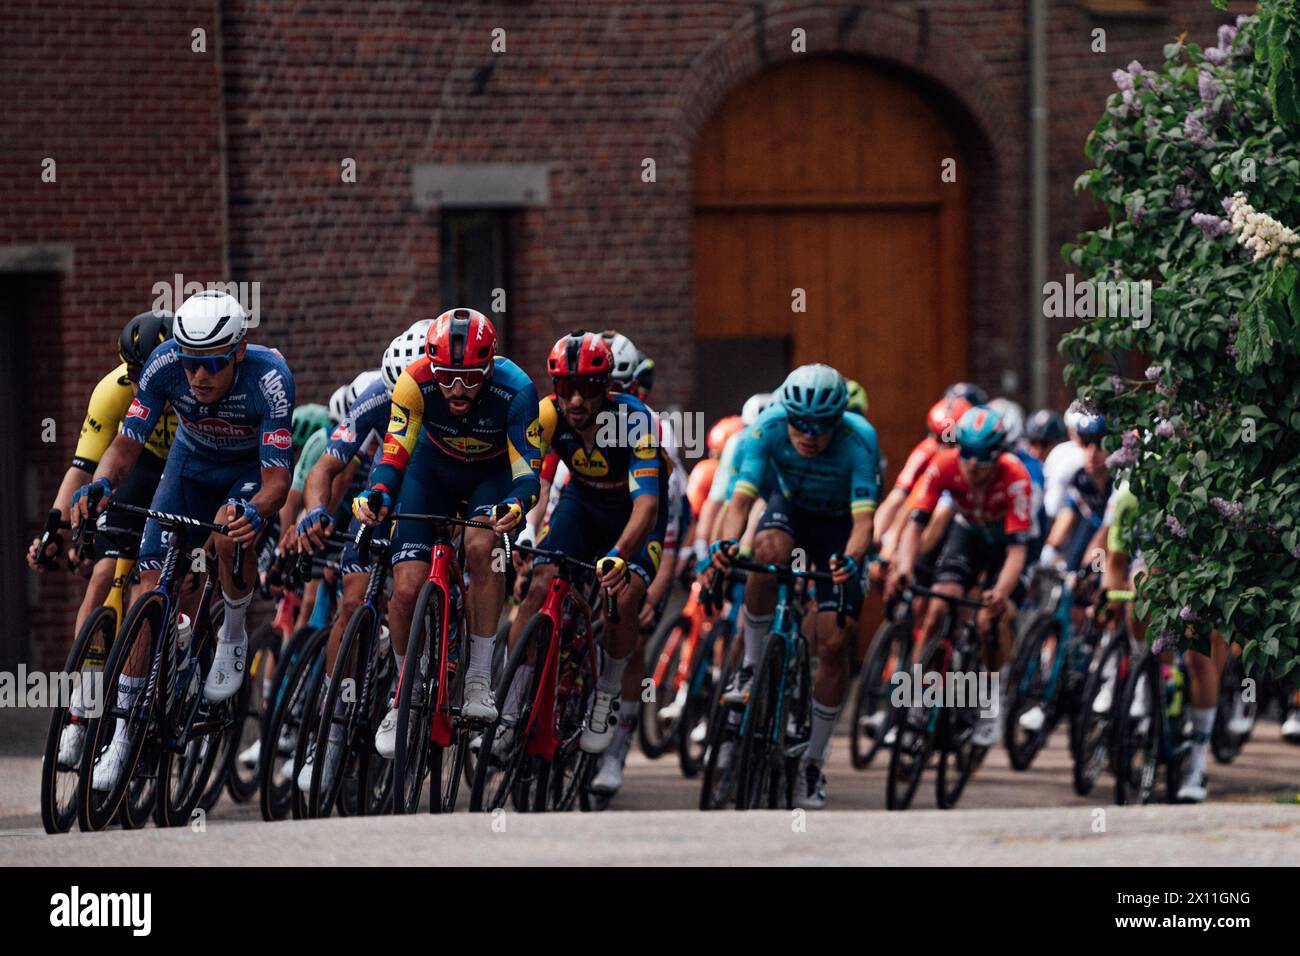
787, 425, 832, 458
561, 388, 602, 430
181, 340, 245, 403
437, 379, 483, 417
958, 453, 998, 487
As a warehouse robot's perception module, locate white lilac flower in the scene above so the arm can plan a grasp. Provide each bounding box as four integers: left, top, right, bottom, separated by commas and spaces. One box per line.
1226, 193, 1300, 264
1172, 184, 1193, 210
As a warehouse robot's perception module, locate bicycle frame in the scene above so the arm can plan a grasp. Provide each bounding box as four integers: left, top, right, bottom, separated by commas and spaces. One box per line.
522, 562, 599, 760
650, 579, 709, 702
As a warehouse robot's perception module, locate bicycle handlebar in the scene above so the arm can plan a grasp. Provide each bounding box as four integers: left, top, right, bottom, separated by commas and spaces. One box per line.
723, 557, 847, 629
510, 540, 619, 625
902, 582, 988, 610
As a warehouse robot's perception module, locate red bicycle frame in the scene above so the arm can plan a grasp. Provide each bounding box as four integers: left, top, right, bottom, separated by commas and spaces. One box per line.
520, 571, 599, 760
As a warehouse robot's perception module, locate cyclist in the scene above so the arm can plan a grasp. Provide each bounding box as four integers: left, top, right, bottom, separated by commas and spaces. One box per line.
354, 309, 539, 753
1024, 408, 1067, 464
70, 289, 296, 791
873, 395, 972, 560
989, 397, 1046, 566
710, 364, 881, 808
293, 325, 426, 789
29, 309, 176, 767
507, 330, 662, 758
885, 405, 1033, 748
691, 391, 775, 566
946, 381, 989, 406
1038, 413, 1111, 574
1042, 405, 1087, 522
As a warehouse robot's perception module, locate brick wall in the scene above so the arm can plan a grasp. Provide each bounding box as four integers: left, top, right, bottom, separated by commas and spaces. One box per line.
1, 1, 227, 666
1, 0, 1244, 665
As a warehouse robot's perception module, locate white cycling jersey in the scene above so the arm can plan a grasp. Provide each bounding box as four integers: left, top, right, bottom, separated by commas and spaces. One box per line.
1042, 439, 1085, 520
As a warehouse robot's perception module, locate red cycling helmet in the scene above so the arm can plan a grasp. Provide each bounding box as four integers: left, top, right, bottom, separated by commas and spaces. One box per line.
707, 415, 745, 455
927, 396, 972, 440
548, 330, 613, 378
427, 308, 497, 370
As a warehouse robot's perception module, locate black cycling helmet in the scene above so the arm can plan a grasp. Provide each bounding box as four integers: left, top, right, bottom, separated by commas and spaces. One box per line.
945, 381, 989, 406
119, 310, 174, 376
1025, 408, 1067, 445
1075, 413, 1108, 441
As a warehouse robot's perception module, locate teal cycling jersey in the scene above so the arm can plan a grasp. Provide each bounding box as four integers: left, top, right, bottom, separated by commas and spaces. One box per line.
291, 427, 330, 493
731, 405, 881, 517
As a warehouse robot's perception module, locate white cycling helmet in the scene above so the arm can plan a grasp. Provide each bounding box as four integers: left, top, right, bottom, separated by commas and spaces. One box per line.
1063, 401, 1087, 435
601, 331, 640, 391
741, 392, 774, 427
331, 369, 382, 425
989, 397, 1025, 446
174, 290, 248, 351
382, 319, 434, 394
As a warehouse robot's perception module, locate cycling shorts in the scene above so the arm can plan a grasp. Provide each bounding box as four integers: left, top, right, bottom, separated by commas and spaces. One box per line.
754, 491, 864, 620
534, 483, 665, 587
389, 437, 515, 567
933, 520, 1026, 604
138, 444, 261, 571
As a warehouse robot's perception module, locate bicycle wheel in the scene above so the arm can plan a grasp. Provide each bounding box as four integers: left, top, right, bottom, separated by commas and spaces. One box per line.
886, 637, 944, 811
849, 617, 912, 771
257, 627, 328, 821
1072, 629, 1125, 796
77, 592, 167, 832
309, 604, 375, 818
935, 656, 988, 809
157, 627, 230, 828
1211, 654, 1254, 764
1114, 649, 1161, 805
1003, 613, 1062, 771
393, 581, 442, 814
678, 621, 733, 779
698, 637, 742, 809
735, 634, 785, 811
639, 616, 688, 759
470, 615, 548, 812
363, 649, 396, 814
225, 623, 280, 803
41, 605, 116, 834
540, 624, 597, 811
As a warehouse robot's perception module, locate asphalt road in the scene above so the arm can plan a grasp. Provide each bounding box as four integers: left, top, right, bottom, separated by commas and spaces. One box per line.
3, 706, 1297, 865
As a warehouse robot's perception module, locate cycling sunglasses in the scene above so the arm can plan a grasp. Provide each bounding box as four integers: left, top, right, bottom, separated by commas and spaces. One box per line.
959, 446, 999, 464
432, 365, 490, 389
553, 375, 609, 400
788, 415, 838, 436
179, 346, 239, 375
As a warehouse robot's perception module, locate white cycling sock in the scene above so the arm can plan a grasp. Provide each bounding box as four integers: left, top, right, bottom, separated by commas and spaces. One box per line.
619, 697, 638, 733
219, 591, 253, 645
111, 674, 147, 744
467, 633, 494, 681
1186, 706, 1215, 780
503, 664, 532, 720
741, 608, 773, 669
597, 653, 628, 695
806, 699, 841, 765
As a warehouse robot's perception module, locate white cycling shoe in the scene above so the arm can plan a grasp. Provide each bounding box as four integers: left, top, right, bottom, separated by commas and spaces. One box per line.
1093, 679, 1115, 714
858, 709, 888, 739
794, 760, 828, 810
374, 707, 399, 759
972, 712, 1002, 748
1176, 766, 1208, 803
590, 731, 631, 795
462, 675, 498, 723
91, 736, 132, 792
580, 691, 619, 754
297, 739, 341, 794
204, 638, 247, 702
237, 738, 262, 769
1017, 705, 1046, 733
1281, 710, 1300, 743
1225, 700, 1255, 737
57, 722, 86, 769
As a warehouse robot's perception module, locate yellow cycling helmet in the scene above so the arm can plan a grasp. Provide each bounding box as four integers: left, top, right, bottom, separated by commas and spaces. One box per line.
845, 379, 868, 416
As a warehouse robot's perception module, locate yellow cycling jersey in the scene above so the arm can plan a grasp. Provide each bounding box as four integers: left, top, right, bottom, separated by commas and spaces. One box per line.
72, 363, 176, 470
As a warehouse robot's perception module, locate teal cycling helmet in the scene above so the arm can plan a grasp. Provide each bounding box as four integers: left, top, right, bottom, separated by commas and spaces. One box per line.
778, 364, 848, 430
292, 403, 331, 450
954, 405, 1007, 461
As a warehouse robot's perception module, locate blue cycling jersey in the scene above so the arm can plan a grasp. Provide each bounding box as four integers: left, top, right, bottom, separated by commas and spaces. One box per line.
126, 342, 296, 470
731, 405, 882, 517
324, 374, 390, 483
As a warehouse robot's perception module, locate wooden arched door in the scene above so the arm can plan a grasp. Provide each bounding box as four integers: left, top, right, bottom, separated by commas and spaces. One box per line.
693, 58, 969, 482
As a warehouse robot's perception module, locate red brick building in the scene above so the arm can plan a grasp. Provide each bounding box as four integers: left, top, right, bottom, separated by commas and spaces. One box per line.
1, 0, 1250, 667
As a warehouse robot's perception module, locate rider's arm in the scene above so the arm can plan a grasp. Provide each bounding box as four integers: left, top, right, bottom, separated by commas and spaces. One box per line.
872, 486, 908, 548
918, 497, 953, 554
502, 382, 545, 513
992, 542, 1027, 599
249, 466, 292, 523
613, 419, 661, 557
303, 448, 347, 513
367, 369, 425, 501
845, 426, 882, 563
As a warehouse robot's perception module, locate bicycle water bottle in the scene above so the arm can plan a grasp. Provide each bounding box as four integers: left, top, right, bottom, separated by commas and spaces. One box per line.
1163, 662, 1184, 719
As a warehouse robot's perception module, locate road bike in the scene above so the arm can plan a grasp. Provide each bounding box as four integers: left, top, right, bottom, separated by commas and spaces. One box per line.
470, 542, 608, 813
1113, 644, 1192, 805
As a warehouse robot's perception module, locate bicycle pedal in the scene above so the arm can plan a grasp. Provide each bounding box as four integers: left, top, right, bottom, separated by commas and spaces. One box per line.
784, 740, 809, 760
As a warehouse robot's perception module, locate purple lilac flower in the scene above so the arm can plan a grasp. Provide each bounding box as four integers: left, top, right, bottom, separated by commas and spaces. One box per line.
1165, 513, 1189, 538
1109, 374, 1125, 393
1291, 543, 1300, 560
1155, 420, 1174, 438
1156, 381, 1177, 398
1218, 24, 1237, 49
1172, 184, 1193, 210
1152, 632, 1179, 654
1210, 497, 1244, 521
1144, 365, 1162, 382
1127, 60, 1144, 75
1179, 606, 1197, 622
1226, 328, 1239, 358
1129, 205, 1145, 226
1191, 212, 1230, 239
1205, 46, 1226, 66
1185, 110, 1213, 148
1221, 195, 1235, 215
1105, 446, 1139, 471
1112, 69, 1133, 92
1198, 71, 1221, 103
